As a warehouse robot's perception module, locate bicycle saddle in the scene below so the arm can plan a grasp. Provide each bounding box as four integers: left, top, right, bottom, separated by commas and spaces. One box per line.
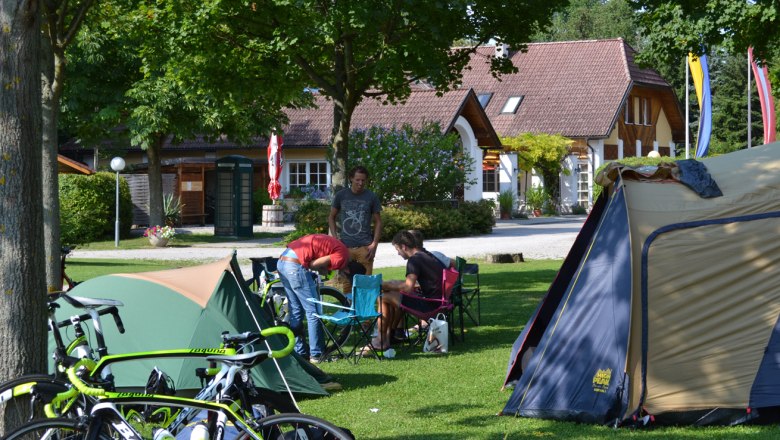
60, 293, 124, 309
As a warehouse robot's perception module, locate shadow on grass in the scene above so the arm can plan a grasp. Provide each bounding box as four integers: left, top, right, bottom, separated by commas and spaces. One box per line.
321, 373, 398, 391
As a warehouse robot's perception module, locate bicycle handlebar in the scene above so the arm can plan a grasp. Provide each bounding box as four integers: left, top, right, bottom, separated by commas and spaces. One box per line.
221, 326, 295, 359
56, 306, 126, 334
65, 361, 106, 397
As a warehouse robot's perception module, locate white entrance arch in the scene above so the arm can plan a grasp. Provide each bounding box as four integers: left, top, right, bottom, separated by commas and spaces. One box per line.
453, 116, 483, 201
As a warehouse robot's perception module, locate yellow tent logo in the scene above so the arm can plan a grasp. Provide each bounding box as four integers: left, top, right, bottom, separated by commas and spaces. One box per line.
592, 368, 612, 393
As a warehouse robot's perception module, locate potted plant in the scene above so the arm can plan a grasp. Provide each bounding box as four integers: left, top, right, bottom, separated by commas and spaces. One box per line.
144, 225, 176, 247
525, 185, 547, 217
497, 189, 515, 219
163, 193, 184, 227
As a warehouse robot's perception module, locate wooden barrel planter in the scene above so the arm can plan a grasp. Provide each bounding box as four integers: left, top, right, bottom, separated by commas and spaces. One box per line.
262, 205, 284, 227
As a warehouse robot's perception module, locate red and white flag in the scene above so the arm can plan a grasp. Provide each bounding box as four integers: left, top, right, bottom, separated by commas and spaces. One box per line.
267, 133, 283, 200
749, 47, 776, 144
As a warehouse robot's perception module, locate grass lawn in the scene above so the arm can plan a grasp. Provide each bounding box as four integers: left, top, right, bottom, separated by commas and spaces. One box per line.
64, 258, 780, 439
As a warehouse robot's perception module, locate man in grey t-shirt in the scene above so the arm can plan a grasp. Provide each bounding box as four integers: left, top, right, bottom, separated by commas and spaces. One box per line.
328, 166, 382, 291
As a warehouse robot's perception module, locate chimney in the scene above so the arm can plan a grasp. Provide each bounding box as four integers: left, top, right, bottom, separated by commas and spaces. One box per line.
495, 43, 509, 59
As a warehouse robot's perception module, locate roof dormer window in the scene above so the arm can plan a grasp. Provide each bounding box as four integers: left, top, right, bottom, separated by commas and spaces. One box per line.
477, 93, 493, 108
501, 96, 524, 114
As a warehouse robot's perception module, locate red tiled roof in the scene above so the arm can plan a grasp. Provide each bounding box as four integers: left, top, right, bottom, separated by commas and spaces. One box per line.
459, 38, 673, 138
282, 88, 495, 147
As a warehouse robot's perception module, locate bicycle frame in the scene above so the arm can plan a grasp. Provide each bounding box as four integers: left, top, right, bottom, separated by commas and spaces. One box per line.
63, 329, 295, 440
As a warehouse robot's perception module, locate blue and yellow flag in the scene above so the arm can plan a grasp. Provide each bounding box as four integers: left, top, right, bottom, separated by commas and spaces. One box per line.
688, 53, 712, 157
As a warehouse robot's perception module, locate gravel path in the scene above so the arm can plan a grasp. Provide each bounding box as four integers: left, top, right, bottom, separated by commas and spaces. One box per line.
71, 217, 585, 271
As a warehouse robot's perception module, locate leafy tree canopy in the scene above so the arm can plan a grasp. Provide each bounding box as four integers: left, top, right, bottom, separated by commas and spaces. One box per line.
501, 132, 572, 202
209, 0, 568, 187
532, 0, 641, 48
632, 0, 780, 64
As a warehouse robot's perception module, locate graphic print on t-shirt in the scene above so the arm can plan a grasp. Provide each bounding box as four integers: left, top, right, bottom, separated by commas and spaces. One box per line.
342, 199, 368, 238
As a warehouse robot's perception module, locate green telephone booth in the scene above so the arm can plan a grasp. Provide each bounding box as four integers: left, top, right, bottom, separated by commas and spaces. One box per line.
214, 155, 253, 237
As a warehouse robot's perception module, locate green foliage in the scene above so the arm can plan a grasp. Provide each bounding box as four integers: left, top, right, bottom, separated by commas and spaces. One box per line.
532, 0, 641, 48
285, 199, 330, 243
162, 193, 183, 226
524, 185, 548, 211
59, 172, 132, 245
634, 1, 780, 65
380, 201, 495, 241
709, 50, 764, 154
571, 203, 588, 215
502, 133, 573, 203
252, 187, 273, 223
289, 198, 494, 243
212, 0, 567, 187
458, 199, 497, 235
497, 189, 515, 215
348, 123, 476, 204
592, 155, 678, 199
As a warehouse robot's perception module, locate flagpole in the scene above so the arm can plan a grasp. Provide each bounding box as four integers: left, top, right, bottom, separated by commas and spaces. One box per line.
748, 49, 752, 149
685, 55, 690, 159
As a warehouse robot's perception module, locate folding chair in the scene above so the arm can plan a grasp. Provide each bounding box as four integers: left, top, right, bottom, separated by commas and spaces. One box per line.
455, 257, 481, 328
311, 274, 383, 363
400, 267, 458, 347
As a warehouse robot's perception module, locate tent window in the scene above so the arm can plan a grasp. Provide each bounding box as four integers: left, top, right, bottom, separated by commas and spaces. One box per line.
501, 96, 524, 114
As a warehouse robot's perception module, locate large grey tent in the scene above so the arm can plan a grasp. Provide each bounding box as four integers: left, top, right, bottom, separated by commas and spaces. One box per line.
56, 253, 329, 398
503, 143, 780, 426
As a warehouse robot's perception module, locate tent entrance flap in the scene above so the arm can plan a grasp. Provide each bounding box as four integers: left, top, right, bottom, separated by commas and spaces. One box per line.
504, 187, 633, 424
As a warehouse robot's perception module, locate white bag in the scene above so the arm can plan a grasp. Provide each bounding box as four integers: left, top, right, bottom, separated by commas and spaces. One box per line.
423, 313, 449, 354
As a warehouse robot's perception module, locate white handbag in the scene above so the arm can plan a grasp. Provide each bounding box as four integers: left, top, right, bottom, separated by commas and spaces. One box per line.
423, 313, 449, 354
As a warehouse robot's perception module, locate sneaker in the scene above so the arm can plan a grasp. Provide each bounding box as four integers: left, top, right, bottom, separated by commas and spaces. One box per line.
321, 381, 343, 392
309, 355, 327, 364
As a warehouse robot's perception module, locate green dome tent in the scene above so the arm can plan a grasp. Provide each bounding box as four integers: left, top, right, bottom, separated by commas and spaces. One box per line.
55, 252, 328, 397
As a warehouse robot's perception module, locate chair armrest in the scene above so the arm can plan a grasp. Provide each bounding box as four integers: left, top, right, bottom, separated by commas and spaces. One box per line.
306, 298, 352, 311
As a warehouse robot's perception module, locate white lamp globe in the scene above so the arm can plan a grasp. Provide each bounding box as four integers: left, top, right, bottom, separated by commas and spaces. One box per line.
110, 157, 126, 172
647, 151, 661, 158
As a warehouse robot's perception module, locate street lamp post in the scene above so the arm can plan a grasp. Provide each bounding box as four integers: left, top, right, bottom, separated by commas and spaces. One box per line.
110, 157, 126, 247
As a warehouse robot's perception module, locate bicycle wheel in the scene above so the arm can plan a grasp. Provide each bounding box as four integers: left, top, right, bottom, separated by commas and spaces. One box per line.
255, 413, 353, 440
2, 417, 85, 440
317, 287, 352, 358
0, 374, 85, 435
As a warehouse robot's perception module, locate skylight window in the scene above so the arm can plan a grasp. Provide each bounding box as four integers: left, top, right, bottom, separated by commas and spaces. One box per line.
501, 96, 524, 114
477, 93, 493, 108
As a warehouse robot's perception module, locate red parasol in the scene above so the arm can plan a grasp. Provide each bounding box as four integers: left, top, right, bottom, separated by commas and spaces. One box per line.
267, 133, 283, 200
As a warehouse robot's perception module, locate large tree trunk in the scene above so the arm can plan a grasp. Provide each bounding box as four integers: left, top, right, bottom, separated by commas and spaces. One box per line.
0, 0, 48, 428
330, 100, 351, 190
146, 135, 165, 226
41, 33, 62, 291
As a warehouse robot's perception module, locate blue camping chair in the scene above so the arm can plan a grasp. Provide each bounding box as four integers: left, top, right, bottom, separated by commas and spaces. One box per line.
311, 273, 383, 363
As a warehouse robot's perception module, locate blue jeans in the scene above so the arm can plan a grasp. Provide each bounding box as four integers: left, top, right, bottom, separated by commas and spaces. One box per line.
277, 259, 324, 358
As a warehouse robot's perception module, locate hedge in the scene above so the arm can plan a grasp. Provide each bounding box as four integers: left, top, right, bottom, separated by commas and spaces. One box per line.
59, 172, 133, 245
285, 198, 495, 243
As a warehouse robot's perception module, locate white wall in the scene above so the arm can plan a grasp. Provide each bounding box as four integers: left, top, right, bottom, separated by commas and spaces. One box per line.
453, 116, 483, 201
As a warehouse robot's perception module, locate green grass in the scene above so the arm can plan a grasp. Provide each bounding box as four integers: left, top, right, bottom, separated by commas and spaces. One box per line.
70, 231, 286, 251
64, 258, 780, 439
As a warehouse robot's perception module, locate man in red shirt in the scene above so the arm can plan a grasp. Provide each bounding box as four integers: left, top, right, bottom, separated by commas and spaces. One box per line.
277, 234, 363, 362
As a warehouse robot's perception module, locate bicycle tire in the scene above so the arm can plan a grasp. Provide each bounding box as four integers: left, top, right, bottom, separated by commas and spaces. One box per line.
1, 417, 87, 440
0, 374, 86, 435
253, 413, 353, 440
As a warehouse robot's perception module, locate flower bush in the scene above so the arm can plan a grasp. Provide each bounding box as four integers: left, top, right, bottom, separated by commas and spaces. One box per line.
347, 122, 475, 203
144, 225, 176, 240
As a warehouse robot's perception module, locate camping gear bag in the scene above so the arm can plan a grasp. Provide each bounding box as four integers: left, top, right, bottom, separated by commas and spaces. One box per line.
423, 313, 449, 354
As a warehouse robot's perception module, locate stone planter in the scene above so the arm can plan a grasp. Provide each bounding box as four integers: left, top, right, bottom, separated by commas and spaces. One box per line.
148, 236, 169, 247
